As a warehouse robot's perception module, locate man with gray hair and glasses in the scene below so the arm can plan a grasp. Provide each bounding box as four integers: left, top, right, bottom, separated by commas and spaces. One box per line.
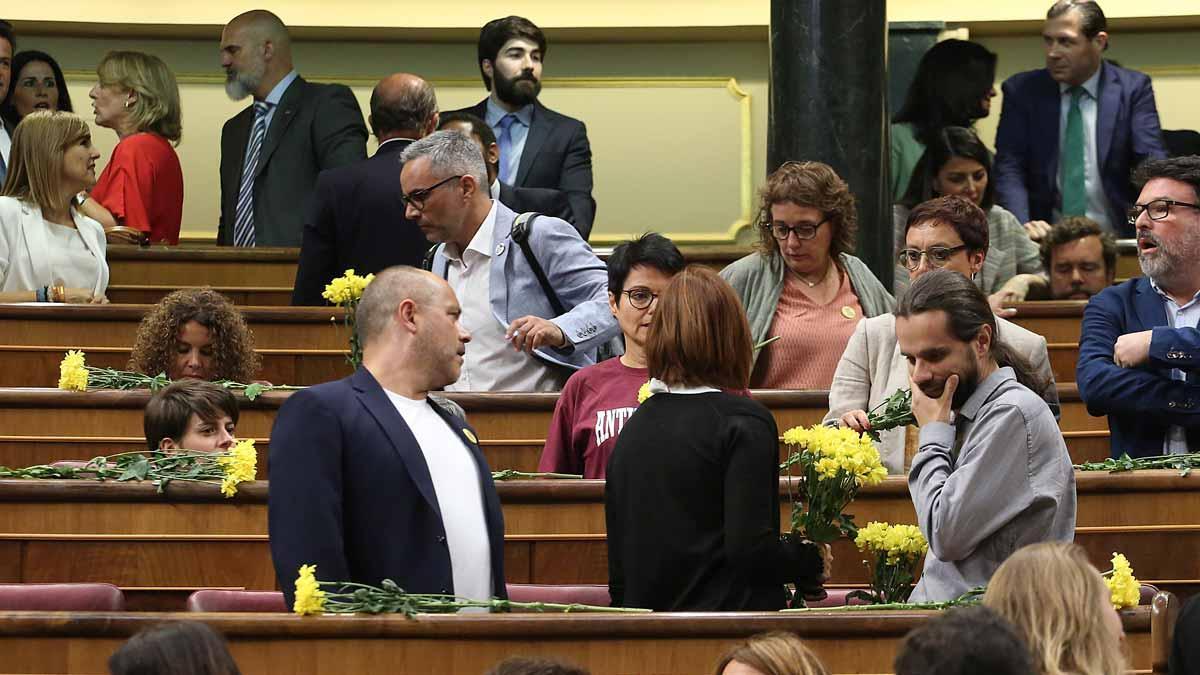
401, 129, 617, 392
1078, 156, 1200, 458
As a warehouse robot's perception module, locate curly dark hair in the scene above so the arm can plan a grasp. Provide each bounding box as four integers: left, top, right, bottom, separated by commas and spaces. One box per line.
755, 160, 858, 260
128, 288, 261, 382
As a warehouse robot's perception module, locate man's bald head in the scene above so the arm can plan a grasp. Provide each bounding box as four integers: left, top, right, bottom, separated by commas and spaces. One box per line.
356, 266, 445, 347
226, 10, 291, 52
370, 73, 438, 140
221, 9, 293, 99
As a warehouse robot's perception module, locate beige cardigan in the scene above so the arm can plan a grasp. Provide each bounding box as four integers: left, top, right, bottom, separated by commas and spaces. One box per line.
823, 313, 1060, 473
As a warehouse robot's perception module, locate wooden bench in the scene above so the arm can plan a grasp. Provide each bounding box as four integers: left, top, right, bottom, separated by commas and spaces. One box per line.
0, 386, 1114, 480
0, 472, 1192, 609
0, 602, 1170, 674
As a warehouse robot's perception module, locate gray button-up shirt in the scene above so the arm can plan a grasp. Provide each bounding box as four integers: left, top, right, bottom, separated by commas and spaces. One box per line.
908, 367, 1077, 602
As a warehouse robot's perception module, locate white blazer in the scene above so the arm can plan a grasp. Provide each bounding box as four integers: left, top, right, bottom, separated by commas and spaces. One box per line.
0, 196, 109, 297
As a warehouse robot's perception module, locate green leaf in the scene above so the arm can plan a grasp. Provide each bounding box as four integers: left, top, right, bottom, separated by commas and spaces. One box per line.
243, 382, 264, 401
117, 457, 150, 482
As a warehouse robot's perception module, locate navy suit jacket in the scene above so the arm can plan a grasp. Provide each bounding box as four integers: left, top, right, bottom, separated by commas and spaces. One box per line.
994, 61, 1168, 237
268, 368, 507, 607
291, 139, 428, 305
448, 99, 595, 239
1076, 277, 1200, 458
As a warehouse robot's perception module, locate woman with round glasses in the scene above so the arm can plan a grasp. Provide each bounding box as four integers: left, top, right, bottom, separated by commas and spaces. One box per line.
538, 233, 686, 478
825, 195, 1058, 473
721, 161, 893, 390
893, 127, 1041, 309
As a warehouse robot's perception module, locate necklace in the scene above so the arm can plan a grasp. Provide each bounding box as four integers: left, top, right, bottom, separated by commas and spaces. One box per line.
795, 262, 833, 288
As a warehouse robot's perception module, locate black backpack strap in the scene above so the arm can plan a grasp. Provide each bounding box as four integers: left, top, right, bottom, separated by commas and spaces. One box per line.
510, 212, 567, 317
422, 244, 447, 279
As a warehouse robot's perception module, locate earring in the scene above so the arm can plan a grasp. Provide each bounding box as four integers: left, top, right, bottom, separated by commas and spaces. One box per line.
124, 100, 132, 108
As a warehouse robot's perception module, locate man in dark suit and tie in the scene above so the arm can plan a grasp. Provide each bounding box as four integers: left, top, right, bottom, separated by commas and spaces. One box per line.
292, 73, 438, 305
994, 0, 1167, 239
217, 10, 367, 247
270, 265, 506, 608
0, 20, 16, 186
446, 16, 596, 239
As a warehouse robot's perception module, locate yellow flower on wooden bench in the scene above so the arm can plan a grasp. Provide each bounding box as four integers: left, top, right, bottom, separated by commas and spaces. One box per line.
293, 564, 327, 616
58, 350, 89, 391
1105, 552, 1140, 610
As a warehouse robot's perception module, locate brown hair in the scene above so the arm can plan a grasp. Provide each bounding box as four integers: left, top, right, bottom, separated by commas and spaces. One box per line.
128, 288, 261, 382
1040, 216, 1117, 275
646, 265, 752, 390
96, 50, 183, 144
108, 620, 241, 675
484, 656, 589, 675
143, 379, 239, 451
755, 161, 857, 260
712, 632, 830, 675
984, 542, 1128, 675
0, 110, 92, 214
904, 195, 990, 253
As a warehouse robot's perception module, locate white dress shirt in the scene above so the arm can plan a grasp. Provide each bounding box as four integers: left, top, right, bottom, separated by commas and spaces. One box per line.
444, 200, 566, 392
1056, 68, 1109, 230
384, 389, 493, 604
0, 125, 11, 169
1150, 278, 1200, 455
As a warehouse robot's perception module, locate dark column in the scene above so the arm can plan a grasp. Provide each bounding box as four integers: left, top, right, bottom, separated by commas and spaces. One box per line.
769, 0, 891, 288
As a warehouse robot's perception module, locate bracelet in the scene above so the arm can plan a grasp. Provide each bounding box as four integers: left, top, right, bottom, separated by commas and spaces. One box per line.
51, 284, 66, 303
35, 286, 48, 303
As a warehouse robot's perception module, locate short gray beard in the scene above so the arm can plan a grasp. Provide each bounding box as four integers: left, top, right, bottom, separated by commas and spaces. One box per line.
1140, 230, 1200, 291
224, 61, 265, 101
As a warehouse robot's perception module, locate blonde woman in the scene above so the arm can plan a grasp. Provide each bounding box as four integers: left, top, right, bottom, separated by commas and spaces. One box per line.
82, 50, 183, 244
984, 542, 1128, 675
0, 110, 108, 303
713, 632, 829, 675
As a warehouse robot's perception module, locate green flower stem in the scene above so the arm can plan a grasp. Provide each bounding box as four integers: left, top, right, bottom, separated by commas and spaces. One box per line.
781, 587, 984, 613
1075, 452, 1200, 474
314, 581, 649, 616
491, 470, 584, 480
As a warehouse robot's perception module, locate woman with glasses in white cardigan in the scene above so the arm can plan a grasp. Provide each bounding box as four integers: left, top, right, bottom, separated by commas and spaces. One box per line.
0, 110, 108, 303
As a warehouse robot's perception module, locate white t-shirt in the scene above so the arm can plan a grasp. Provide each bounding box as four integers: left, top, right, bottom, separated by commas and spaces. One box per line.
384, 389, 494, 603
45, 221, 103, 290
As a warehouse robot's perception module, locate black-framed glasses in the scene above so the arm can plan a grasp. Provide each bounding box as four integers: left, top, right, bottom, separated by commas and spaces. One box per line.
897, 245, 968, 271
764, 219, 828, 241
400, 174, 463, 210
622, 288, 660, 310
1127, 199, 1200, 226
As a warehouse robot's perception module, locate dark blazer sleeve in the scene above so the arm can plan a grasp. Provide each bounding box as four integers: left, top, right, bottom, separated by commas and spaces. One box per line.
312, 85, 368, 172
268, 388, 351, 608
292, 170, 340, 305
994, 77, 1034, 225
559, 120, 596, 239
1150, 327, 1200, 371
499, 182, 572, 222
1128, 72, 1170, 164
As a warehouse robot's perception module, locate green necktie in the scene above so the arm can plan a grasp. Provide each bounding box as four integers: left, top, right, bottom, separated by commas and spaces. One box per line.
1061, 86, 1087, 217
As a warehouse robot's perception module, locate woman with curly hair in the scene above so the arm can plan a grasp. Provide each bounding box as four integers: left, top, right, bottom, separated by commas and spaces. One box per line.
720, 161, 894, 389
128, 288, 261, 382
984, 542, 1127, 675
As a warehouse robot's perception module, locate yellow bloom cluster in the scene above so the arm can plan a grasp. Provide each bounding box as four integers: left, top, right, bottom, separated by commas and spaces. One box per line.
293, 564, 327, 616
216, 439, 258, 498
1106, 552, 1140, 610
322, 269, 375, 306
854, 521, 928, 564
58, 350, 89, 392
783, 424, 888, 486
637, 380, 653, 404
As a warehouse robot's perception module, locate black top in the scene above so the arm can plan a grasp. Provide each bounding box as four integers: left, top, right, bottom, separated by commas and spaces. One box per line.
604, 391, 822, 611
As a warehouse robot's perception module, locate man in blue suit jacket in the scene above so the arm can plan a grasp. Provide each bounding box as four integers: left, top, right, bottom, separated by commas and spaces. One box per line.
1077, 157, 1200, 458
401, 130, 618, 392
270, 266, 506, 608
994, 1, 1166, 238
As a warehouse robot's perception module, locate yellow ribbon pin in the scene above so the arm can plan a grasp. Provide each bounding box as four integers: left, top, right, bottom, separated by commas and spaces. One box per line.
462, 429, 478, 444
841, 306, 856, 320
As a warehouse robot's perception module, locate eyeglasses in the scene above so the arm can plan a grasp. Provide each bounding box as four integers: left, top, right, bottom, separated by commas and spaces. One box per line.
1127, 199, 1200, 226
622, 288, 660, 310
897, 245, 968, 271
400, 174, 463, 210
764, 219, 828, 241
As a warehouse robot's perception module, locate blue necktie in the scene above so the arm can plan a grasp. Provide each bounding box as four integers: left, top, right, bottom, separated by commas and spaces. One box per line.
497, 114, 517, 185
233, 101, 271, 247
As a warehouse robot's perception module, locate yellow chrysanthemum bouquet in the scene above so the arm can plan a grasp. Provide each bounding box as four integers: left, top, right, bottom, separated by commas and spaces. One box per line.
850, 521, 928, 604
781, 424, 888, 543
1104, 552, 1141, 610
57, 351, 296, 400
322, 269, 374, 368
0, 439, 258, 498
291, 564, 649, 616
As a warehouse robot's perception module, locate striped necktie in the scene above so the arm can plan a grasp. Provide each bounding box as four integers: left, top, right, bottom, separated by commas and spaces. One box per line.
233, 101, 271, 247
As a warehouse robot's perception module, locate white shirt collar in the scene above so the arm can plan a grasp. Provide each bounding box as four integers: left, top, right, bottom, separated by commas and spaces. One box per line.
262, 70, 299, 105
1149, 276, 1200, 310
445, 200, 499, 262
490, 178, 500, 200
647, 378, 720, 396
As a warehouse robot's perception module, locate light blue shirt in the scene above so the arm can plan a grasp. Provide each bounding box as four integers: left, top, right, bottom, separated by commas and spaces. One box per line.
258, 69, 299, 132
1149, 278, 1200, 455
1056, 67, 1109, 230
486, 97, 534, 184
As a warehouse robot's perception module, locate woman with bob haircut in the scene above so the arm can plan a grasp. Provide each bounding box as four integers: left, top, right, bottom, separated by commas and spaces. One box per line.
984, 542, 1128, 675
891, 39, 998, 201
713, 631, 830, 675
1, 50, 74, 126
108, 620, 241, 675
81, 50, 184, 245
721, 161, 893, 390
894, 126, 1041, 303
0, 110, 108, 303
128, 288, 261, 383
605, 266, 828, 611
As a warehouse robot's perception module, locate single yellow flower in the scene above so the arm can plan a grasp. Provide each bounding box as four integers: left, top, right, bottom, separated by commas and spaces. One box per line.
58, 350, 89, 391
322, 269, 375, 306
1105, 552, 1140, 609
637, 381, 653, 404
293, 564, 327, 616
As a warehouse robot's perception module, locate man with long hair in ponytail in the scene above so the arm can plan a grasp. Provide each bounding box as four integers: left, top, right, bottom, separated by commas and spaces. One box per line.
896, 268, 1076, 602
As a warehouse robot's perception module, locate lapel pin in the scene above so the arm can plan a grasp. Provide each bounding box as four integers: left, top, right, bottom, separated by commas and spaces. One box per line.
841, 306, 856, 319
462, 429, 478, 444
495, 243, 505, 256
